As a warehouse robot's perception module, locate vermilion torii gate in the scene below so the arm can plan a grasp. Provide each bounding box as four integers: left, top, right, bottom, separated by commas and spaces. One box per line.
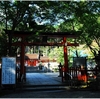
5, 30, 79, 82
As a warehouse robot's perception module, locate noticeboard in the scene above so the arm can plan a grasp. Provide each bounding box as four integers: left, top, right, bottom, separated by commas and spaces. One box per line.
73, 57, 87, 67
1, 57, 16, 85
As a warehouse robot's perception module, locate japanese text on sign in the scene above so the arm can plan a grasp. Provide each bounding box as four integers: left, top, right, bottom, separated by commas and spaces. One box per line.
2, 57, 16, 84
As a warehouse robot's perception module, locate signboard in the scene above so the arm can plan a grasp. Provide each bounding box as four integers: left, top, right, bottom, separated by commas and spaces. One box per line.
1, 57, 16, 85
73, 57, 87, 67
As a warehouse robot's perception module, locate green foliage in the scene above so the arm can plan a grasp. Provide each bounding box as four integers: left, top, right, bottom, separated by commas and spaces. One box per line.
0, 32, 7, 59
48, 47, 64, 65
58, 1, 100, 58
0, 1, 100, 59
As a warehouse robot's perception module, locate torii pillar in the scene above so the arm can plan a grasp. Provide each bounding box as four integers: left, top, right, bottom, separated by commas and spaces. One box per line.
20, 36, 25, 81
63, 37, 68, 80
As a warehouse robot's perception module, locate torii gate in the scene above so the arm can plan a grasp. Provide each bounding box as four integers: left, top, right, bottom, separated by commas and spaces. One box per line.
5, 30, 79, 82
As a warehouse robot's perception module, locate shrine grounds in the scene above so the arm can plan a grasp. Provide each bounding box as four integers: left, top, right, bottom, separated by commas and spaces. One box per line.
0, 87, 100, 98
0, 72, 100, 98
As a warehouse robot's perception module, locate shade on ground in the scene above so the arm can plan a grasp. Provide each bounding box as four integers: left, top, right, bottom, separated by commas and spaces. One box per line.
26, 72, 62, 85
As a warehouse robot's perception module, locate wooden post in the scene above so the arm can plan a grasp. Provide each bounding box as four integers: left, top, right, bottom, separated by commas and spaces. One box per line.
20, 37, 25, 82
63, 37, 68, 81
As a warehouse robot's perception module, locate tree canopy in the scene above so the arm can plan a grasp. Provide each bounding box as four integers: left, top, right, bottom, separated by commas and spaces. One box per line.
0, 1, 100, 60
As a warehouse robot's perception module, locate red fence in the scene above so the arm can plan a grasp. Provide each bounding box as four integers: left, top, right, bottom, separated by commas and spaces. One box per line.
61, 66, 99, 86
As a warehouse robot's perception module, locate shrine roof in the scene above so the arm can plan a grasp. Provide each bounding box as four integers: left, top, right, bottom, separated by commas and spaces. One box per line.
25, 53, 38, 60
5, 30, 80, 38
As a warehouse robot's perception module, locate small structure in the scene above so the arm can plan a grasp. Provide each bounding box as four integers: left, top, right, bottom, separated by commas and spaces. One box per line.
39, 56, 56, 62
39, 56, 49, 63
17, 53, 56, 67
17, 53, 38, 66
25, 53, 38, 66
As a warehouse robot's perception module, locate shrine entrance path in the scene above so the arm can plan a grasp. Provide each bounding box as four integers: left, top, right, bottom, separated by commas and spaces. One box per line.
25, 72, 63, 85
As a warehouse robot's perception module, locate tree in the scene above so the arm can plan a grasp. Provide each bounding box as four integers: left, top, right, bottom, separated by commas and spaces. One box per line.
0, 31, 7, 60
58, 1, 100, 58
76, 1, 100, 57
48, 47, 64, 65
0, 1, 100, 59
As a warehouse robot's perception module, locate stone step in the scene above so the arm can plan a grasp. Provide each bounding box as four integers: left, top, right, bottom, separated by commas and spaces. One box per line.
17, 84, 70, 91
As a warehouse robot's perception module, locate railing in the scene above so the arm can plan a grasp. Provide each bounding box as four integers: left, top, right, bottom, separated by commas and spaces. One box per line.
61, 66, 99, 87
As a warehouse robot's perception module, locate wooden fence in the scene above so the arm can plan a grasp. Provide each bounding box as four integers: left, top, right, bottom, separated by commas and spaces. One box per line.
61, 66, 99, 86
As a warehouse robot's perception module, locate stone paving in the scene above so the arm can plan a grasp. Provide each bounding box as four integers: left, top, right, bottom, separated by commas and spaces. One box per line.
25, 72, 62, 85
1, 72, 100, 98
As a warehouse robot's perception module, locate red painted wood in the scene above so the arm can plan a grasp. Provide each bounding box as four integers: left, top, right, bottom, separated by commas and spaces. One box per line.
5, 30, 79, 38
63, 37, 68, 72
62, 37, 69, 81
20, 37, 25, 81
11, 42, 79, 46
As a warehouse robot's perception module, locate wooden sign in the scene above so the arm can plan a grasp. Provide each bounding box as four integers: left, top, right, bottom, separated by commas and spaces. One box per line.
1, 57, 16, 85
73, 57, 87, 67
